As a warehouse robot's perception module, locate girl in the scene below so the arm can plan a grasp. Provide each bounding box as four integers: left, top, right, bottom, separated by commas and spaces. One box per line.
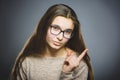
10, 4, 94, 80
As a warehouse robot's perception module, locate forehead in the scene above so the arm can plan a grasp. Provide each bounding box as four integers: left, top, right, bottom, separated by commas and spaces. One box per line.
51, 16, 74, 30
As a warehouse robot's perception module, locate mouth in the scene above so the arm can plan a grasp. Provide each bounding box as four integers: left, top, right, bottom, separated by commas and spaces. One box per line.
53, 41, 62, 46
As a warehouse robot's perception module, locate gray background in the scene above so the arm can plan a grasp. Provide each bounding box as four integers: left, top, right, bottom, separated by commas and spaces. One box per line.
0, 0, 120, 80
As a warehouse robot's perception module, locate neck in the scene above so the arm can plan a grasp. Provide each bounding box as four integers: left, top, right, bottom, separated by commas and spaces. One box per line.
43, 45, 66, 57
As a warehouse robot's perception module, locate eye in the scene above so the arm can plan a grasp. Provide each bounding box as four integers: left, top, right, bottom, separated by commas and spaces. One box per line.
64, 29, 73, 35
52, 25, 60, 31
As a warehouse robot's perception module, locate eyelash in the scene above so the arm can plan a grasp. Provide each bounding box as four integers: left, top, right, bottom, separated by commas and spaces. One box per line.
51, 25, 73, 32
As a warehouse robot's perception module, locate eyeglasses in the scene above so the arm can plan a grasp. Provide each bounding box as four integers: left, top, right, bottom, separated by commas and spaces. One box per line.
50, 25, 73, 39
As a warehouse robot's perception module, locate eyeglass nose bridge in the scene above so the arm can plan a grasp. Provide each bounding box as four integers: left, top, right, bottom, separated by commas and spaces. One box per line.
57, 30, 64, 37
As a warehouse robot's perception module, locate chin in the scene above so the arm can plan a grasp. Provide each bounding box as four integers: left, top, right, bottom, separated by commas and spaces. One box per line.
51, 45, 63, 50
52, 46, 61, 50
47, 42, 64, 50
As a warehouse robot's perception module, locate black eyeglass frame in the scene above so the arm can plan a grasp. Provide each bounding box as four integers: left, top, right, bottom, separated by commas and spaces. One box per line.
50, 25, 74, 39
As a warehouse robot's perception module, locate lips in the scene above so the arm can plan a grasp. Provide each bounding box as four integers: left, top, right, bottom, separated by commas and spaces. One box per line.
53, 41, 62, 46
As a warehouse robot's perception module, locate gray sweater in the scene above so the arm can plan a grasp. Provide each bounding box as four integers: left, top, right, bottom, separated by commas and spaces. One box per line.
18, 56, 88, 80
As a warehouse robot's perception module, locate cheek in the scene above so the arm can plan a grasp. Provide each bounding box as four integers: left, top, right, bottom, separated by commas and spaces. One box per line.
63, 39, 69, 44
46, 29, 55, 42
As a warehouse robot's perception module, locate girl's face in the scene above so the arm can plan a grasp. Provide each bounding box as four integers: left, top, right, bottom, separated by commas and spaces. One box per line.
46, 16, 74, 49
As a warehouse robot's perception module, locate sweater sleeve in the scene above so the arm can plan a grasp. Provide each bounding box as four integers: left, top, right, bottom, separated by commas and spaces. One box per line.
60, 60, 88, 80
16, 58, 28, 80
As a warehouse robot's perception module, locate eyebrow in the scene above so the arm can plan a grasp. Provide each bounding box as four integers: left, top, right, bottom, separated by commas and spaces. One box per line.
51, 24, 73, 30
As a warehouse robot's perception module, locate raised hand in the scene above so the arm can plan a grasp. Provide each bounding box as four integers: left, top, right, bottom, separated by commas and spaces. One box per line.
62, 49, 88, 72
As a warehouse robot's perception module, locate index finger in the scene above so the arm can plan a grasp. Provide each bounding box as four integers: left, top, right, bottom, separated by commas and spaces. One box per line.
77, 49, 88, 61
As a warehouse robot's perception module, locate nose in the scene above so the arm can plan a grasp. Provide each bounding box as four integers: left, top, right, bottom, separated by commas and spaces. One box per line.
56, 32, 64, 41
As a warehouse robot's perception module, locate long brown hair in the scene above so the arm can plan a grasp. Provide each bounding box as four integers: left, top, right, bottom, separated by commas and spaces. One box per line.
10, 4, 94, 80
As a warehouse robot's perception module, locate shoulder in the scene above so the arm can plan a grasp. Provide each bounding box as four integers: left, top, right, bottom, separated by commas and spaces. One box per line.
22, 56, 38, 67
22, 56, 40, 64
73, 60, 88, 78
75, 60, 88, 74
21, 56, 40, 71
79, 60, 88, 70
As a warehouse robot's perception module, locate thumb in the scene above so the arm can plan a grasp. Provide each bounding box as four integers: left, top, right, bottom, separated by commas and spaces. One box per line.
66, 49, 72, 57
